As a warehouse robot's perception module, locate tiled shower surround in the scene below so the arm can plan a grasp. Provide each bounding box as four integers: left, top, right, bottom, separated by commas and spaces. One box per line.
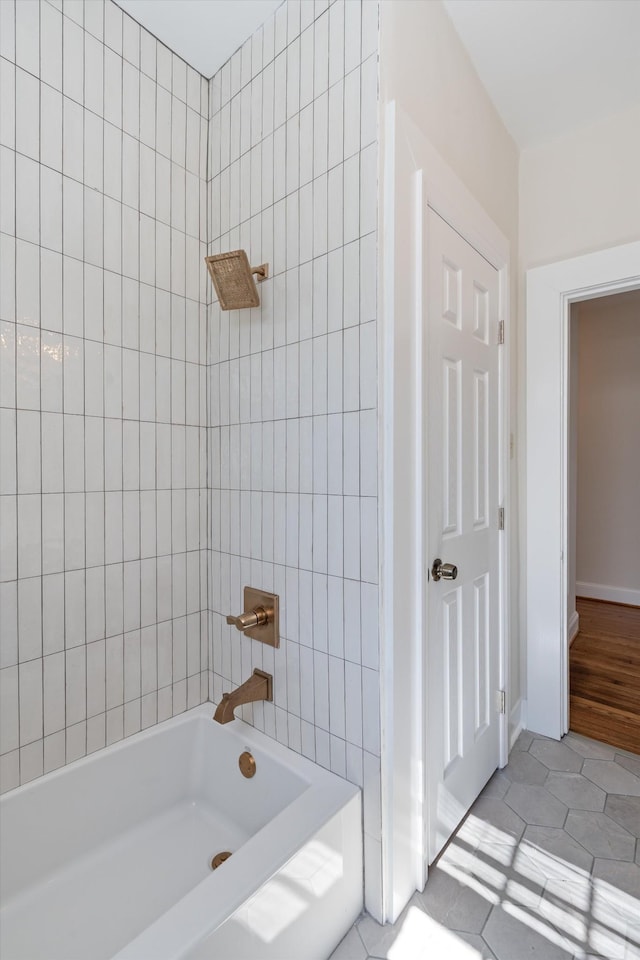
0, 0, 381, 915
206, 0, 381, 908
0, 0, 210, 788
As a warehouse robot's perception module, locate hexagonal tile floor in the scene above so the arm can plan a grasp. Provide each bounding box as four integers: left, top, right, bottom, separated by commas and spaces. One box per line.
329, 731, 640, 960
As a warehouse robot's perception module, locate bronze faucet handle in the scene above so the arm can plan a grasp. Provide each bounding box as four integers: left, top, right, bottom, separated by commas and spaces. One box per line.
226, 588, 279, 648
226, 607, 268, 631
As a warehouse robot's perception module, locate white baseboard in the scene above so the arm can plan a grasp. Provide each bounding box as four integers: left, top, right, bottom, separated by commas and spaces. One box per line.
568, 610, 580, 645
508, 699, 525, 752
576, 581, 640, 607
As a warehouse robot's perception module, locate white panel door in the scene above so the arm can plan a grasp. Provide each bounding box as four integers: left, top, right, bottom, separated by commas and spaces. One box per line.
426, 208, 501, 862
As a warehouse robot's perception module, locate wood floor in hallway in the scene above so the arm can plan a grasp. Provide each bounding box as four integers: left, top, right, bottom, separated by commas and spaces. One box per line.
570, 598, 640, 755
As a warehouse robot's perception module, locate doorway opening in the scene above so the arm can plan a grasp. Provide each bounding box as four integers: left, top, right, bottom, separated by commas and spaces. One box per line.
525, 241, 640, 742
567, 290, 640, 753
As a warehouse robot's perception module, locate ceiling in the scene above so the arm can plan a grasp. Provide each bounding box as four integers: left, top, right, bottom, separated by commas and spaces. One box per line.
115, 0, 282, 78
442, 0, 640, 148
116, 0, 640, 147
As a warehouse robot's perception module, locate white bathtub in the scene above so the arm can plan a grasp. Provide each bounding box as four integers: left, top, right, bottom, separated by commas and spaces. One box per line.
0, 705, 363, 960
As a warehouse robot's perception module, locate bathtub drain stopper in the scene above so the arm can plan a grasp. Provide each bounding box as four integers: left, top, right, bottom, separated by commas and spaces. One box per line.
210, 851, 232, 870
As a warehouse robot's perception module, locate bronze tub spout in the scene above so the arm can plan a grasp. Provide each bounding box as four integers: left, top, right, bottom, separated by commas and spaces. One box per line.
213, 669, 273, 724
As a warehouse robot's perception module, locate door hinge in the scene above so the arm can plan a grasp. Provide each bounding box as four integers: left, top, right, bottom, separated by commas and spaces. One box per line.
498, 507, 505, 530
497, 690, 506, 715
498, 321, 504, 345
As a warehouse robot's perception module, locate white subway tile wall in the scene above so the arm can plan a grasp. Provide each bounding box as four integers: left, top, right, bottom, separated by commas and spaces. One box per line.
206, 0, 380, 912
1, 0, 381, 920
0, 0, 210, 792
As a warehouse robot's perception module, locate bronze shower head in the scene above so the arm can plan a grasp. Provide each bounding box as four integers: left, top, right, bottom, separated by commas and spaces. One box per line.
204, 250, 269, 310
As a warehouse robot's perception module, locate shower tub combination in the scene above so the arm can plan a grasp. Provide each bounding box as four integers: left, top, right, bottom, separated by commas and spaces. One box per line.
0, 705, 362, 960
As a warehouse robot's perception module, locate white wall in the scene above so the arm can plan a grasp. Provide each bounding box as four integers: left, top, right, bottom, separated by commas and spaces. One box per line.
520, 106, 640, 270
378, 0, 521, 709
379, 0, 518, 245
575, 290, 640, 605
205, 0, 382, 918
0, 0, 210, 793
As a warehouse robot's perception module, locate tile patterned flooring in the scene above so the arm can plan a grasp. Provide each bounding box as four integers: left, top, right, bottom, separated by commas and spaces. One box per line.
330, 731, 640, 960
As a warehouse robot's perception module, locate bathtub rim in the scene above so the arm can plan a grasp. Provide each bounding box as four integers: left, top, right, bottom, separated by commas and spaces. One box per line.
0, 704, 327, 802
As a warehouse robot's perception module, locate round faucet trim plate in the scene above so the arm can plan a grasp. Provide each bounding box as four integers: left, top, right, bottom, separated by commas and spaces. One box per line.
239, 751, 257, 778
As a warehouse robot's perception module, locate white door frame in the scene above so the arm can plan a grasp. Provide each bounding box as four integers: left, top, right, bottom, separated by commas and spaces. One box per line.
379, 102, 511, 923
525, 241, 640, 739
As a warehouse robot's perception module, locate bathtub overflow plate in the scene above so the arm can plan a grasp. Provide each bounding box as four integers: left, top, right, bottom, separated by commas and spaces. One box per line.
210, 851, 232, 870
239, 750, 256, 778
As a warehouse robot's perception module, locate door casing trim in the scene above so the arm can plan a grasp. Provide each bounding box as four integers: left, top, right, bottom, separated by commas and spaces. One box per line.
525, 242, 640, 739
379, 102, 511, 923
